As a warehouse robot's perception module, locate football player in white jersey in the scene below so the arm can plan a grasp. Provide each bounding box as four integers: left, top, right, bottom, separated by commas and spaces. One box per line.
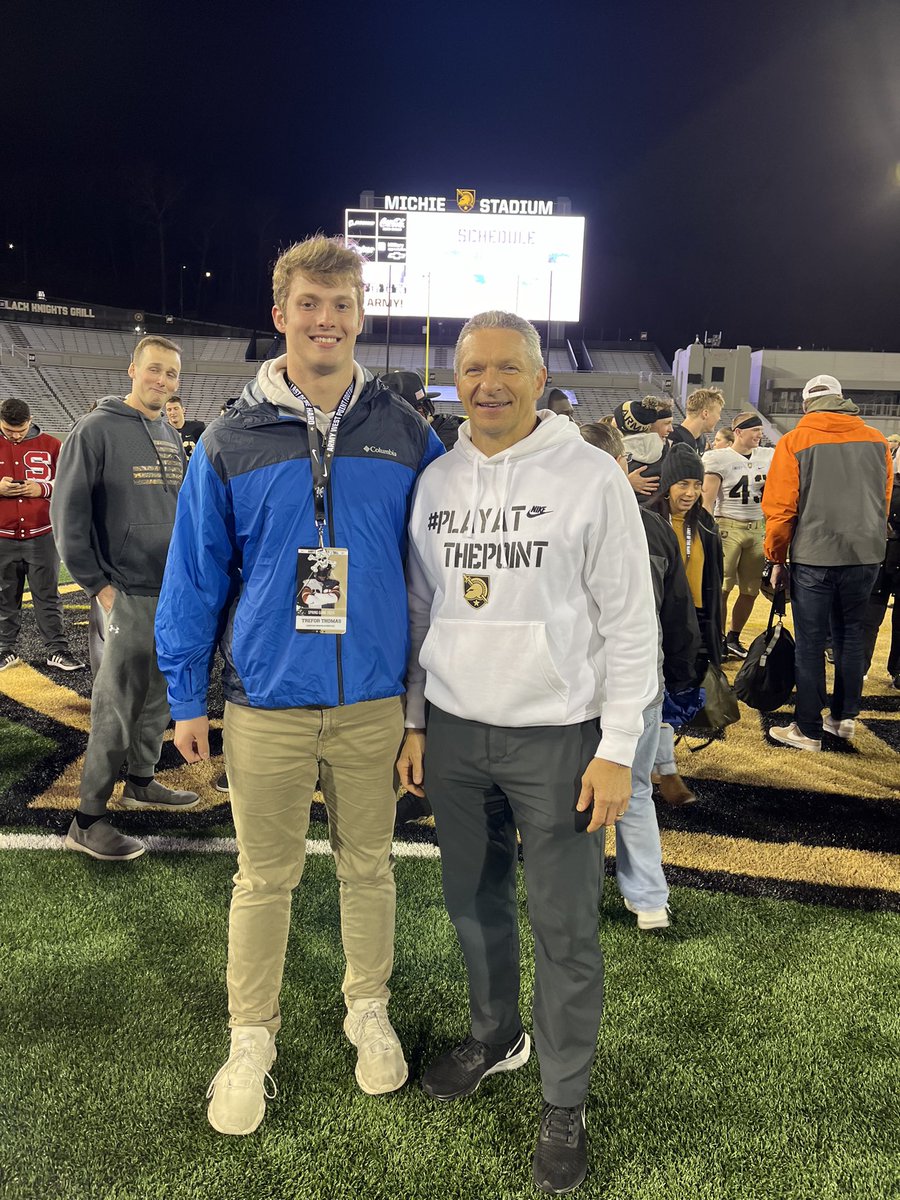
701, 412, 774, 658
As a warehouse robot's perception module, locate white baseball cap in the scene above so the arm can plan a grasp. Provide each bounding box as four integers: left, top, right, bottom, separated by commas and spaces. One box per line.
802, 374, 843, 402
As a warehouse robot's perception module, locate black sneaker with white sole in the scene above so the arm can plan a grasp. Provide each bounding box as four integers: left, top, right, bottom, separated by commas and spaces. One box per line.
46, 651, 87, 672
533, 1102, 587, 1194
421, 1029, 530, 1100
724, 632, 749, 659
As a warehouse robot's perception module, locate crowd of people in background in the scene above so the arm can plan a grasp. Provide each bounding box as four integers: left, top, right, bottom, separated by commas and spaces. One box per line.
0, 234, 896, 1195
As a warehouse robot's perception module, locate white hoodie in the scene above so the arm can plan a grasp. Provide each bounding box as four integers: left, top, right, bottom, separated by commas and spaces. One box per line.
405, 411, 659, 766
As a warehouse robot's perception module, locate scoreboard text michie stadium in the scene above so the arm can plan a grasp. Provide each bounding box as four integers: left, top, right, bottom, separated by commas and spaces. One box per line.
345, 192, 585, 323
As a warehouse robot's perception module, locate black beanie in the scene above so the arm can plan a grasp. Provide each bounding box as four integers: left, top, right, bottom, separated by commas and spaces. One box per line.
613, 398, 672, 433
658, 443, 704, 497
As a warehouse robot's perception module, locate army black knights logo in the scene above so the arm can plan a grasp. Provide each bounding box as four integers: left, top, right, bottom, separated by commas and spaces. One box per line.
463, 574, 490, 608
456, 188, 476, 213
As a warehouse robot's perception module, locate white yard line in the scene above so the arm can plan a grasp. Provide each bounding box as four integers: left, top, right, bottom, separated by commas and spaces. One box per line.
0, 831, 441, 858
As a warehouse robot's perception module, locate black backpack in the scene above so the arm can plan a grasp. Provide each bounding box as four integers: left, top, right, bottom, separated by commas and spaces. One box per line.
734, 592, 795, 712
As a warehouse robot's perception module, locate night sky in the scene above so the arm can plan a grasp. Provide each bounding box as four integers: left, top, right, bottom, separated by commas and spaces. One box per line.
4, 0, 900, 359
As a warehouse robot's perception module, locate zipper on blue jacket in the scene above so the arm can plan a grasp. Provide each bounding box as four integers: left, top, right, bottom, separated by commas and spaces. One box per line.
326, 481, 345, 706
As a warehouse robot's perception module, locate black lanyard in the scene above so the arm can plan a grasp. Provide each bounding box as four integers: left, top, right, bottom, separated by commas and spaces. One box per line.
285, 376, 355, 546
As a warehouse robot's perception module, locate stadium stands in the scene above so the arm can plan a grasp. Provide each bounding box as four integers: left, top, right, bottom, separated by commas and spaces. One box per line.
7, 324, 252, 364
1, 319, 677, 432
569, 387, 644, 422
0, 363, 254, 429
589, 349, 662, 375
18, 326, 137, 356
0, 365, 79, 429
178, 374, 254, 421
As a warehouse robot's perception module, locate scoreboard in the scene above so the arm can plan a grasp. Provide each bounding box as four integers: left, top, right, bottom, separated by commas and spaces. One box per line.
344, 206, 586, 322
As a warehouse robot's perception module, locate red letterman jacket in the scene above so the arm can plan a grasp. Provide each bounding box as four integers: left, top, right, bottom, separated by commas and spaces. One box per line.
0, 426, 61, 540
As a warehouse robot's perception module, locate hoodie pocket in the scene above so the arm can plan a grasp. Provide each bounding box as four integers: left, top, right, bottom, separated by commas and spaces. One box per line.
117, 523, 171, 585
419, 617, 570, 725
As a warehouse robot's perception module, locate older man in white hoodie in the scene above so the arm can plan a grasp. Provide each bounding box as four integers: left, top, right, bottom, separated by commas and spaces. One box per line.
397, 311, 658, 1195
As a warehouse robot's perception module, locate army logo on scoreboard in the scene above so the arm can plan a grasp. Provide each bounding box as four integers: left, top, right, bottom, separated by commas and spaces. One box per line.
463, 574, 490, 608
456, 188, 476, 213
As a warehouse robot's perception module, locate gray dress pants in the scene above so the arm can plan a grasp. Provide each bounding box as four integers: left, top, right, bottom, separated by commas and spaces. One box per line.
78, 591, 171, 814
425, 705, 605, 1109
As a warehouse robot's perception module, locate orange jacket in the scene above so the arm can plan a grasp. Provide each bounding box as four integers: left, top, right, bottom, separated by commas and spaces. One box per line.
762, 411, 893, 567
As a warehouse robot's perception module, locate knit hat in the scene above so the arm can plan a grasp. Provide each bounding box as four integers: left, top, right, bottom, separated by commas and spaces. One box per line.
613, 398, 672, 433
658, 443, 704, 497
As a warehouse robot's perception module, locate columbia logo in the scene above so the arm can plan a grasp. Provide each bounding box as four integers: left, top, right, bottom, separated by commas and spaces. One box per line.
363, 445, 397, 457
526, 506, 551, 518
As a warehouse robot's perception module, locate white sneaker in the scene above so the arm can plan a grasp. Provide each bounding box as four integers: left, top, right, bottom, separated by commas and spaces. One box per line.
343, 1000, 408, 1095
823, 715, 856, 740
769, 722, 822, 752
623, 898, 671, 930
207, 1027, 276, 1135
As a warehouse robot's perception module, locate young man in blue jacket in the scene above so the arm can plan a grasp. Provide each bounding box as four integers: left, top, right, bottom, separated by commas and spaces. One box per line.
156, 236, 443, 1135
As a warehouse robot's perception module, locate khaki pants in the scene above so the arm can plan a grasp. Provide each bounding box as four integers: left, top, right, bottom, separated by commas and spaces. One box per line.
223, 695, 404, 1034
718, 516, 765, 595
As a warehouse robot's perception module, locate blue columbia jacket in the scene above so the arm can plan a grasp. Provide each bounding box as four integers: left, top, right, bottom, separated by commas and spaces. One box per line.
155, 369, 443, 720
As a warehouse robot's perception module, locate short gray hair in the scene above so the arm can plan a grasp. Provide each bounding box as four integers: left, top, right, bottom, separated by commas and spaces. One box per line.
454, 310, 543, 375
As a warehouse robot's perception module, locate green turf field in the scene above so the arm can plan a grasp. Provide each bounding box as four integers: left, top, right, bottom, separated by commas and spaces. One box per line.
1, 848, 896, 1200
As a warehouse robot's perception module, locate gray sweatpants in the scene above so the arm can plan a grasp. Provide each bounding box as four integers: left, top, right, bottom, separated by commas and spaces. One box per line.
78, 591, 171, 814
0, 532, 66, 654
425, 705, 605, 1108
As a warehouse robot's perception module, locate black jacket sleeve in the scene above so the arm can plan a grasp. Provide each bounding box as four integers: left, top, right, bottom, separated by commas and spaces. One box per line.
642, 511, 704, 692
659, 534, 704, 691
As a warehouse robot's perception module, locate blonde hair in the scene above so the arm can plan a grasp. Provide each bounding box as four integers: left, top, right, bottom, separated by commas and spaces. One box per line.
272, 235, 365, 316
732, 410, 759, 430
686, 387, 724, 415
641, 395, 674, 417
714, 427, 734, 446
133, 335, 181, 365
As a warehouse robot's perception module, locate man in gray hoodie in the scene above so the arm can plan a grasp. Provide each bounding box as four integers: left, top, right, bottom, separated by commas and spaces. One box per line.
51, 335, 198, 861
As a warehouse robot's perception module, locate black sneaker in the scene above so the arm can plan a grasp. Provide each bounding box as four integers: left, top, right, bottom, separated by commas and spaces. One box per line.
725, 632, 749, 659
215, 772, 230, 792
533, 1102, 587, 1194
46, 651, 87, 672
421, 1029, 530, 1100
